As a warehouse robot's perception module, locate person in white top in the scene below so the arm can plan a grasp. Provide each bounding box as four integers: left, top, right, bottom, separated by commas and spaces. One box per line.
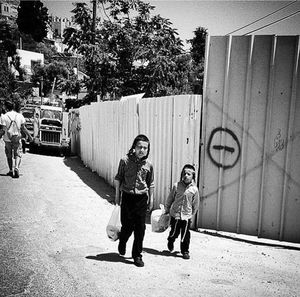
0, 100, 32, 178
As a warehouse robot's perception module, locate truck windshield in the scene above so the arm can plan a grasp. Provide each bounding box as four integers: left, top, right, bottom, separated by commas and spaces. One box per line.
41, 110, 62, 120
22, 110, 34, 118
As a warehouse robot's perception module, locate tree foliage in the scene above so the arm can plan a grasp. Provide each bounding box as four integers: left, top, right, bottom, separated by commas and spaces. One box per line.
63, 0, 191, 100
31, 60, 81, 97
187, 27, 207, 94
17, 0, 49, 42
188, 27, 207, 64
0, 20, 17, 57
31, 61, 69, 96
59, 73, 81, 96
0, 20, 17, 99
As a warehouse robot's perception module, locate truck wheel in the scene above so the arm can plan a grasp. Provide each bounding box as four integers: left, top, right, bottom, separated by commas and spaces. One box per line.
61, 147, 71, 157
65, 147, 71, 157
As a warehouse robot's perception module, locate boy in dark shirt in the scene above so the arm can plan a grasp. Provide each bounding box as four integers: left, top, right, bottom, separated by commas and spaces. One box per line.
115, 134, 154, 267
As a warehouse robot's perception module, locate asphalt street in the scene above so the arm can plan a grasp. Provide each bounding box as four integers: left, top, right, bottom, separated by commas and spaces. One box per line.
1, 140, 300, 297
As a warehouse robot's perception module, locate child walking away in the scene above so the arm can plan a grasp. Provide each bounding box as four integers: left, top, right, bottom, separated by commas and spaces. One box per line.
114, 135, 154, 267
165, 164, 200, 260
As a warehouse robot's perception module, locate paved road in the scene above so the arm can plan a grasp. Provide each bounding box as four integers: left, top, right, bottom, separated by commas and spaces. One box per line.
1, 140, 300, 297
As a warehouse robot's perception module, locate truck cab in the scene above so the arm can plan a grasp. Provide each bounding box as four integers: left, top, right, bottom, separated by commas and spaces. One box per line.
31, 104, 70, 155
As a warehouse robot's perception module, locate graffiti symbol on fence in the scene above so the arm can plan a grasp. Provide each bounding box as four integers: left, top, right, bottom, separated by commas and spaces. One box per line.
207, 127, 241, 170
274, 129, 285, 152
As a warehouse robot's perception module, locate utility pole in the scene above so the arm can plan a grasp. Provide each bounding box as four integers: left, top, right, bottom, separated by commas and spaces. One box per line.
40, 77, 44, 105
92, 0, 96, 44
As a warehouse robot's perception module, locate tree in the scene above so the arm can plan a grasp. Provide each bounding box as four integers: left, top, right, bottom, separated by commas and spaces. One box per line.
188, 27, 207, 64
17, 0, 49, 42
63, 0, 190, 101
59, 73, 81, 96
31, 60, 81, 97
187, 27, 207, 94
31, 61, 69, 96
0, 20, 17, 99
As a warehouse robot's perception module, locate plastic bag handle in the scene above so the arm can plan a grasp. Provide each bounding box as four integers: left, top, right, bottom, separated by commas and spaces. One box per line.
159, 204, 165, 212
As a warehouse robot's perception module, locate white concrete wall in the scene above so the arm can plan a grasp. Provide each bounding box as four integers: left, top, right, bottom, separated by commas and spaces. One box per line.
17, 49, 44, 76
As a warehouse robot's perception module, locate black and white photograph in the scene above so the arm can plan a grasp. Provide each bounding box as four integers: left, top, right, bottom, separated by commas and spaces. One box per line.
1, 0, 300, 296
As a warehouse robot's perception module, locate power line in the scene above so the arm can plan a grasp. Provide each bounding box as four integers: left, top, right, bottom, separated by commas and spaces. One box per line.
226, 0, 298, 35
243, 9, 300, 35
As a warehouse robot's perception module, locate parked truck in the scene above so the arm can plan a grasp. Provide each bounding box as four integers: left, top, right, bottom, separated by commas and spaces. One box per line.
30, 104, 70, 155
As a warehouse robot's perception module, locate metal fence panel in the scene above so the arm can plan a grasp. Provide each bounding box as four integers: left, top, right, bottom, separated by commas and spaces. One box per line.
200, 35, 300, 242
78, 98, 139, 186
284, 39, 300, 242
240, 36, 273, 235
139, 96, 174, 207
172, 95, 201, 185
139, 95, 201, 208
199, 36, 228, 231
77, 95, 201, 210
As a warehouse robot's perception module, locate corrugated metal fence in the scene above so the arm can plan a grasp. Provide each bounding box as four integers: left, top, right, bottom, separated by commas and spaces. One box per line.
72, 35, 300, 243
200, 35, 300, 243
78, 95, 201, 209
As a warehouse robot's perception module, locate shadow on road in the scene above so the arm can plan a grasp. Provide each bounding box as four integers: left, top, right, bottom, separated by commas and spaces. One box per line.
63, 156, 115, 204
62, 156, 154, 225
26, 147, 63, 156
143, 247, 181, 257
86, 253, 133, 265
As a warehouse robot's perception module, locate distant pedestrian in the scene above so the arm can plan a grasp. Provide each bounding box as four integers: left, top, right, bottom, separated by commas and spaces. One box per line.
164, 164, 200, 260
114, 134, 154, 267
15, 101, 27, 154
0, 100, 33, 178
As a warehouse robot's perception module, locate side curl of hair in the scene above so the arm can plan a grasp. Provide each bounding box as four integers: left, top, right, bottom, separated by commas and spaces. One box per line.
128, 134, 150, 160
180, 164, 196, 180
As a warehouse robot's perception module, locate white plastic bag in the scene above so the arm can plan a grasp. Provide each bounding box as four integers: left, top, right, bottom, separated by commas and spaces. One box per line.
106, 205, 122, 241
151, 204, 170, 233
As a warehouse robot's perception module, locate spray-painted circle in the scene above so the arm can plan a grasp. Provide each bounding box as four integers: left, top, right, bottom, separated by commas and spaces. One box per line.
207, 127, 241, 170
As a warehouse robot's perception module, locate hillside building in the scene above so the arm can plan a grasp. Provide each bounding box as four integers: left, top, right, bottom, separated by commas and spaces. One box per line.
0, 0, 18, 23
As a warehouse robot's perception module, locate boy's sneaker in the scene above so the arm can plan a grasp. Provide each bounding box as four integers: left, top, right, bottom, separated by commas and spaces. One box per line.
182, 252, 190, 260
134, 257, 144, 267
14, 168, 19, 178
167, 241, 174, 252
118, 241, 126, 256
6, 171, 13, 177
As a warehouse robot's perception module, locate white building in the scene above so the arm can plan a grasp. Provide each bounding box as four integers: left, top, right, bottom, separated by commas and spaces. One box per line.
0, 0, 18, 22
15, 49, 44, 77
49, 15, 76, 53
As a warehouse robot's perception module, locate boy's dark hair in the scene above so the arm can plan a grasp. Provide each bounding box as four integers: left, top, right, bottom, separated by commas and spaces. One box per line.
14, 101, 21, 112
5, 101, 14, 111
181, 164, 196, 180
128, 134, 150, 160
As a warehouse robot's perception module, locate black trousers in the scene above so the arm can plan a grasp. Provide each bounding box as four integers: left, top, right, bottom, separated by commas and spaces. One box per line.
120, 191, 148, 258
167, 217, 191, 254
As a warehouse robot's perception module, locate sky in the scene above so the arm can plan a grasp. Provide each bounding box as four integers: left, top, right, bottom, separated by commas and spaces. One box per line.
44, 0, 300, 47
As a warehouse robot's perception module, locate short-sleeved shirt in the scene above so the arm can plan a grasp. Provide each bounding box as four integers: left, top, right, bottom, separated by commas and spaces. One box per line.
0, 111, 25, 142
115, 154, 154, 195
